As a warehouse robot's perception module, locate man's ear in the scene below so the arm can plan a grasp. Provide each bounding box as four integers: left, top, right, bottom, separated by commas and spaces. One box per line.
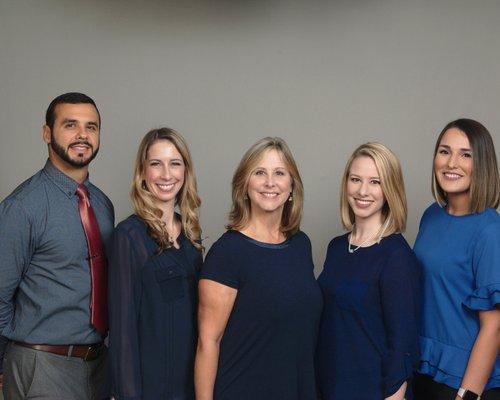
42, 125, 51, 144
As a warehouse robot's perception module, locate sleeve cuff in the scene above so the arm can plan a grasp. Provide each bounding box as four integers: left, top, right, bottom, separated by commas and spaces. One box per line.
463, 284, 500, 311
382, 351, 415, 397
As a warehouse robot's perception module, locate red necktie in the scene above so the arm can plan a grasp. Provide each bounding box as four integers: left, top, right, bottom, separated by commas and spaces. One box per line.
76, 184, 108, 334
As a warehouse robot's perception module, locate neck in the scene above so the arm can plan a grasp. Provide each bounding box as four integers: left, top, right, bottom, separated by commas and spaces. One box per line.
158, 201, 176, 228
241, 211, 284, 244
49, 155, 88, 184
446, 192, 471, 216
352, 215, 383, 241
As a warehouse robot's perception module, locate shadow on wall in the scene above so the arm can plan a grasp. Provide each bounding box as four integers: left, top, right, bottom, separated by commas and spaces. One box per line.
48, 0, 357, 33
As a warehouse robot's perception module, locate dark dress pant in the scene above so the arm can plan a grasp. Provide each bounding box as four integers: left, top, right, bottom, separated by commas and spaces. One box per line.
2, 342, 108, 400
413, 373, 500, 400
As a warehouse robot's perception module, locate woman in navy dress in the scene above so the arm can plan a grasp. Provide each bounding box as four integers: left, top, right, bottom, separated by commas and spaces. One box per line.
195, 137, 323, 400
108, 128, 203, 400
316, 142, 420, 400
413, 119, 500, 400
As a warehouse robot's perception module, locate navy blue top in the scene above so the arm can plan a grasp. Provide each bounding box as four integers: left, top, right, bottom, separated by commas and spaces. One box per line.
316, 233, 420, 400
200, 230, 323, 400
414, 203, 500, 390
0, 160, 114, 371
108, 215, 202, 400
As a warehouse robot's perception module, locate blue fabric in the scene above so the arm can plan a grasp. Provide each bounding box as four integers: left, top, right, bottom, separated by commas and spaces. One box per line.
0, 160, 114, 372
414, 203, 500, 390
316, 233, 421, 400
200, 230, 323, 400
108, 215, 202, 400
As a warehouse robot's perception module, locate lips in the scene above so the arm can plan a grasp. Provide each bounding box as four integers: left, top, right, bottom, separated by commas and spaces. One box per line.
442, 171, 463, 180
353, 198, 373, 209
156, 182, 176, 192
69, 141, 92, 152
260, 192, 279, 198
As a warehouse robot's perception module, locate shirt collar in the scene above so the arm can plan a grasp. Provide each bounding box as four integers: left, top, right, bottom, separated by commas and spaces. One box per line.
42, 159, 90, 198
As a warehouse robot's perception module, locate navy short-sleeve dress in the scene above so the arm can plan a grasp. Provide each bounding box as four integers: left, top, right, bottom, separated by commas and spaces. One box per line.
200, 230, 323, 400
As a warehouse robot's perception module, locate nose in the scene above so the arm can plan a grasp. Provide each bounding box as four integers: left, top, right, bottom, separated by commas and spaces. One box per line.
160, 166, 172, 180
75, 125, 88, 139
447, 152, 459, 168
358, 180, 369, 196
264, 175, 275, 187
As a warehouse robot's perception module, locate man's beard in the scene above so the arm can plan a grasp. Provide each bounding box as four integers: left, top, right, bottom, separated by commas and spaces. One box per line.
50, 136, 99, 168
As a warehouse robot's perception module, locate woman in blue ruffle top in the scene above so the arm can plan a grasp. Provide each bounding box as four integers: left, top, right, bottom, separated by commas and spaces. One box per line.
413, 119, 500, 400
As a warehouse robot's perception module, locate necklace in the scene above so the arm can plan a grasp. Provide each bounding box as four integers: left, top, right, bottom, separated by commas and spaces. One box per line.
348, 226, 379, 253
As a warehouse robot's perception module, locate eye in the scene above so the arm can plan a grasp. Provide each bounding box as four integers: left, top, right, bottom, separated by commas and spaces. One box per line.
254, 170, 265, 176
350, 177, 361, 183
87, 125, 97, 131
370, 180, 381, 185
438, 149, 449, 155
149, 161, 161, 167
65, 122, 76, 128
275, 170, 286, 176
171, 161, 183, 167
462, 152, 472, 158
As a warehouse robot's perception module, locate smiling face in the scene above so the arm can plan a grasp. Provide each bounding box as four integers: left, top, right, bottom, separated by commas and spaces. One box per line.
346, 155, 385, 224
247, 149, 293, 217
144, 140, 185, 210
434, 127, 473, 201
43, 103, 100, 169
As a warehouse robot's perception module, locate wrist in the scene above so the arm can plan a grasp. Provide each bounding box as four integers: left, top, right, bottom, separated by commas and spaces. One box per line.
457, 387, 481, 400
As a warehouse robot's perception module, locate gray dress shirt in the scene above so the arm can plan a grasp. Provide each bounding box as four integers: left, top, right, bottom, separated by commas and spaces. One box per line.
0, 160, 114, 370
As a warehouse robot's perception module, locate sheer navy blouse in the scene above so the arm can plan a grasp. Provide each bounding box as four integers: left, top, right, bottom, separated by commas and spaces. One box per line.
108, 215, 202, 400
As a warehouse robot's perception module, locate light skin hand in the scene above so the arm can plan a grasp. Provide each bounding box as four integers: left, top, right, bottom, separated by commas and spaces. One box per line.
194, 279, 237, 400
457, 307, 500, 398
385, 381, 406, 400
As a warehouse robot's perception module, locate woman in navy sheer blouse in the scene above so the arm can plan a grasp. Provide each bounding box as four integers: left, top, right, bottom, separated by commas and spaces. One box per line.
316, 142, 420, 400
412, 119, 500, 400
194, 137, 323, 400
108, 128, 203, 400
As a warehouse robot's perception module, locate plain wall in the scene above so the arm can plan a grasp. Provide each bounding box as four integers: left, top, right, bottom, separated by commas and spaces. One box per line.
1, 0, 499, 274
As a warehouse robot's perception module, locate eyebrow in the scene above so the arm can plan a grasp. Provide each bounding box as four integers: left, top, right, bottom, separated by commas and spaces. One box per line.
60, 118, 99, 128
438, 144, 472, 152
350, 173, 380, 179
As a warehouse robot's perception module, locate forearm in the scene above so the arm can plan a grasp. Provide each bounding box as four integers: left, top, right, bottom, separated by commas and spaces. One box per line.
194, 339, 220, 400
459, 324, 500, 396
385, 381, 406, 400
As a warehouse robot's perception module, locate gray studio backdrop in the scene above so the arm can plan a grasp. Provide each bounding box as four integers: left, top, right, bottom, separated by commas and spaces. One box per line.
1, 0, 499, 275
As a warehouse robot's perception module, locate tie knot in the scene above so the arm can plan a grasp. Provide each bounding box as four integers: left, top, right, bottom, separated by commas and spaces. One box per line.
76, 184, 89, 200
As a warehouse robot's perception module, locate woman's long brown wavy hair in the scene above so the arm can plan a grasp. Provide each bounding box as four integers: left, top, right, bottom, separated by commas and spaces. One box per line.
131, 127, 203, 251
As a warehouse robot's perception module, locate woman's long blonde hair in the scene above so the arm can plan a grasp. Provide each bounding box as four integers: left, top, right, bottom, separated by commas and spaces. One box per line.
227, 137, 304, 238
340, 142, 407, 239
131, 127, 203, 251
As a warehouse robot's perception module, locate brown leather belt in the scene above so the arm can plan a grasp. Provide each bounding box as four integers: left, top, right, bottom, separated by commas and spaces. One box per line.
13, 341, 104, 361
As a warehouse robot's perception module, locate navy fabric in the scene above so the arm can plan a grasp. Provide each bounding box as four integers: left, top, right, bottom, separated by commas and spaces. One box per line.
0, 160, 114, 372
316, 233, 420, 400
200, 230, 323, 400
414, 203, 500, 390
108, 215, 202, 400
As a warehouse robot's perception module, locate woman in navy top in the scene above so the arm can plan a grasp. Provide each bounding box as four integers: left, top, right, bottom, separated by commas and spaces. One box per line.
317, 142, 420, 400
195, 137, 323, 400
413, 119, 500, 400
108, 128, 203, 400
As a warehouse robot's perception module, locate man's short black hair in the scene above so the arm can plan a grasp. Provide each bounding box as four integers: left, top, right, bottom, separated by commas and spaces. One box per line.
45, 92, 100, 130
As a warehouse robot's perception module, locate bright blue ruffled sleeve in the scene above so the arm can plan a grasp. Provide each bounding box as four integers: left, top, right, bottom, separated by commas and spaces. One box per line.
463, 221, 500, 311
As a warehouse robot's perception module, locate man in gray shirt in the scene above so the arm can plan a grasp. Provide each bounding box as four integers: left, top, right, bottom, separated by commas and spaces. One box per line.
0, 92, 114, 399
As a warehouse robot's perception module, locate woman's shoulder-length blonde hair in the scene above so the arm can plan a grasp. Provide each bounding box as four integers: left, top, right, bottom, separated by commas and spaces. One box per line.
227, 137, 304, 238
131, 127, 203, 251
432, 118, 500, 212
340, 142, 407, 238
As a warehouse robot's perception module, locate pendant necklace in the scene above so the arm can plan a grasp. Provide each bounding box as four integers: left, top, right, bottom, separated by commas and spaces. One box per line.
348, 225, 378, 253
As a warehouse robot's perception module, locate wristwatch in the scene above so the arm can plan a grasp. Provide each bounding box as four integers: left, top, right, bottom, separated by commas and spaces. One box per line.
457, 387, 481, 400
